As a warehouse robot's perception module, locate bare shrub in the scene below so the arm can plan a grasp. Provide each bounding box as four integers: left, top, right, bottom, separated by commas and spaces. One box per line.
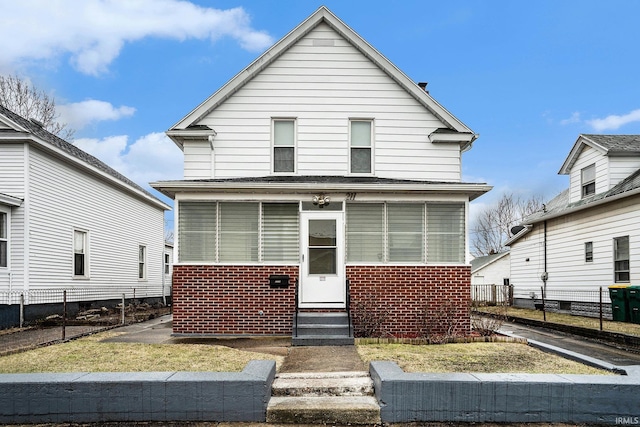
420, 299, 468, 344
351, 295, 390, 338
471, 303, 507, 336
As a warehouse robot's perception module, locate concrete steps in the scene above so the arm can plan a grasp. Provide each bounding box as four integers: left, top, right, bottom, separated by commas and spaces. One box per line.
292, 312, 354, 346
266, 371, 380, 424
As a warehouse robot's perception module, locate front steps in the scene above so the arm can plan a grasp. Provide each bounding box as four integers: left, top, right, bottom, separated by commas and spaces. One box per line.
266, 371, 380, 424
292, 312, 354, 346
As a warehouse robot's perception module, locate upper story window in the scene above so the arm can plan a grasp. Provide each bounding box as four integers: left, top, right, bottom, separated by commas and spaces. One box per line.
73, 230, 88, 278
273, 119, 295, 173
0, 211, 7, 268
350, 120, 373, 174
581, 164, 595, 198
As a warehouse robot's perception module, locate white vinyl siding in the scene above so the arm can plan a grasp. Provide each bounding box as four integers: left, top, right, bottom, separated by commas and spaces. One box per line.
609, 157, 640, 188
26, 146, 165, 297
509, 194, 640, 296
346, 202, 464, 264
178, 201, 299, 264
196, 23, 461, 182
183, 141, 213, 180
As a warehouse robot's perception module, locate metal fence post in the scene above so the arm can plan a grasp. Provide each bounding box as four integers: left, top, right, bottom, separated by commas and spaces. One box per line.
121, 293, 125, 325
20, 293, 24, 328
540, 286, 546, 322
599, 286, 603, 331
62, 290, 67, 340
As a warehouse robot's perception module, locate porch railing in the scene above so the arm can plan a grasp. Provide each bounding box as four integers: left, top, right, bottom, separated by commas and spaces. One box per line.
294, 277, 299, 337
346, 278, 352, 338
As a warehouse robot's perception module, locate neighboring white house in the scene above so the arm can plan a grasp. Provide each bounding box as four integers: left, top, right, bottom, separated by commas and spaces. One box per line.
470, 252, 511, 305
152, 6, 491, 341
0, 104, 170, 327
506, 134, 640, 315
163, 242, 173, 304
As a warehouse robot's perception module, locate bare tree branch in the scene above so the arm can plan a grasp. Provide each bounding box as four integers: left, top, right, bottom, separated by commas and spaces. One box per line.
471, 192, 544, 257
0, 74, 75, 140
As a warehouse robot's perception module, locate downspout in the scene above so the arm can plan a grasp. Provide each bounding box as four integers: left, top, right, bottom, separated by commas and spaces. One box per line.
542, 219, 548, 294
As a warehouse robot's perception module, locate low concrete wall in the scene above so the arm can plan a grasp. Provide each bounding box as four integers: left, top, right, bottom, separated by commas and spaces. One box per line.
0, 360, 275, 424
370, 361, 640, 424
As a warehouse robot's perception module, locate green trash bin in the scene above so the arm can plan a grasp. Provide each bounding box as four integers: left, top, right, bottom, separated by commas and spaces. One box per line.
609, 285, 630, 322
627, 285, 640, 325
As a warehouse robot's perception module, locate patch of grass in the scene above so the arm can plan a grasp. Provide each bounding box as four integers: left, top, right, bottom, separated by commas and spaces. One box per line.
357, 342, 611, 375
477, 306, 640, 336
0, 330, 283, 373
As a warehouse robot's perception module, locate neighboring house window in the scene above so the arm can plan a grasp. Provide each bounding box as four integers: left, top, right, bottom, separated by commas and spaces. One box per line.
138, 245, 147, 280
350, 120, 372, 174
614, 236, 630, 283
346, 202, 464, 264
273, 119, 295, 173
164, 253, 170, 274
178, 201, 298, 263
0, 211, 7, 268
585, 241, 593, 263
581, 164, 595, 198
73, 230, 88, 277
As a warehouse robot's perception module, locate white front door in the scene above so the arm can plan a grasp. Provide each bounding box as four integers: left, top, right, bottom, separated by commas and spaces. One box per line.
299, 211, 345, 307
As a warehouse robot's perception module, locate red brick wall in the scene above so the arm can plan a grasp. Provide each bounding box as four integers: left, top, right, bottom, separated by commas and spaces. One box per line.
347, 265, 471, 338
172, 264, 470, 337
172, 265, 298, 335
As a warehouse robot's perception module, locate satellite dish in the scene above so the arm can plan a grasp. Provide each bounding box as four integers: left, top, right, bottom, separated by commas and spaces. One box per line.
511, 225, 525, 235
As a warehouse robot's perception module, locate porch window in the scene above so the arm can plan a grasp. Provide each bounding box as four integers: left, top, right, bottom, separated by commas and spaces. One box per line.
388, 204, 424, 262
273, 119, 295, 173
581, 164, 595, 198
219, 203, 259, 262
178, 202, 217, 262
346, 203, 384, 262
73, 230, 88, 277
614, 236, 630, 283
0, 211, 7, 268
138, 245, 147, 280
178, 201, 298, 263
426, 203, 465, 263
350, 120, 372, 174
262, 203, 299, 262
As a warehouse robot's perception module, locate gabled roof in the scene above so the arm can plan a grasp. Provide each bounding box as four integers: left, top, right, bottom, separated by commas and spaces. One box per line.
559, 134, 640, 175
471, 251, 510, 274
169, 6, 476, 150
0, 105, 170, 211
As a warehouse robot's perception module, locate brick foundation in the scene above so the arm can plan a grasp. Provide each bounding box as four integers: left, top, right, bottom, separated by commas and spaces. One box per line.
172, 265, 298, 335
347, 265, 471, 338
172, 264, 470, 337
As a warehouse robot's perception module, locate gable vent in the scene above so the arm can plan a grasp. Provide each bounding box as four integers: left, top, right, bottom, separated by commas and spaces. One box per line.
313, 38, 335, 47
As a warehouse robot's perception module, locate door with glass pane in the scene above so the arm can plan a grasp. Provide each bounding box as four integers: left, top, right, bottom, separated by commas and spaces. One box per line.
300, 211, 345, 307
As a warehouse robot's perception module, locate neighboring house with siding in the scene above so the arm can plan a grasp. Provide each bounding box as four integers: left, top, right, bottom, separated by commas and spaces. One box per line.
152, 6, 491, 343
0, 104, 170, 327
470, 252, 511, 305
506, 134, 640, 316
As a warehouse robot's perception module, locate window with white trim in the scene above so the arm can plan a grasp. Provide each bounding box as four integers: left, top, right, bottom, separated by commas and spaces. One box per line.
164, 253, 170, 274
178, 202, 299, 263
614, 236, 630, 283
581, 164, 595, 198
0, 211, 7, 268
585, 241, 593, 263
350, 120, 372, 174
138, 245, 147, 280
346, 202, 464, 264
73, 230, 88, 277
273, 119, 295, 173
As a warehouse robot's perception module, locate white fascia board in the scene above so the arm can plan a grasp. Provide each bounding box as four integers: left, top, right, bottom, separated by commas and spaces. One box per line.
166, 129, 217, 151
504, 225, 533, 246
151, 180, 492, 201
558, 134, 607, 175
21, 134, 171, 211
0, 193, 23, 207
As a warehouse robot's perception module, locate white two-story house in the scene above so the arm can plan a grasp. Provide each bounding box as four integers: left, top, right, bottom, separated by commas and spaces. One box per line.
152, 6, 491, 342
506, 134, 640, 317
0, 105, 170, 327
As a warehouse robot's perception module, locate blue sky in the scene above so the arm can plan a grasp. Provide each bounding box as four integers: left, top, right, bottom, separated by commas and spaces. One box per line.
2, 0, 640, 228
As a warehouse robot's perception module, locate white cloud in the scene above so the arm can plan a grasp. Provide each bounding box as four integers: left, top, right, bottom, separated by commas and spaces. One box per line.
0, 0, 274, 75
58, 100, 136, 130
587, 108, 640, 131
75, 132, 183, 188
560, 112, 581, 125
